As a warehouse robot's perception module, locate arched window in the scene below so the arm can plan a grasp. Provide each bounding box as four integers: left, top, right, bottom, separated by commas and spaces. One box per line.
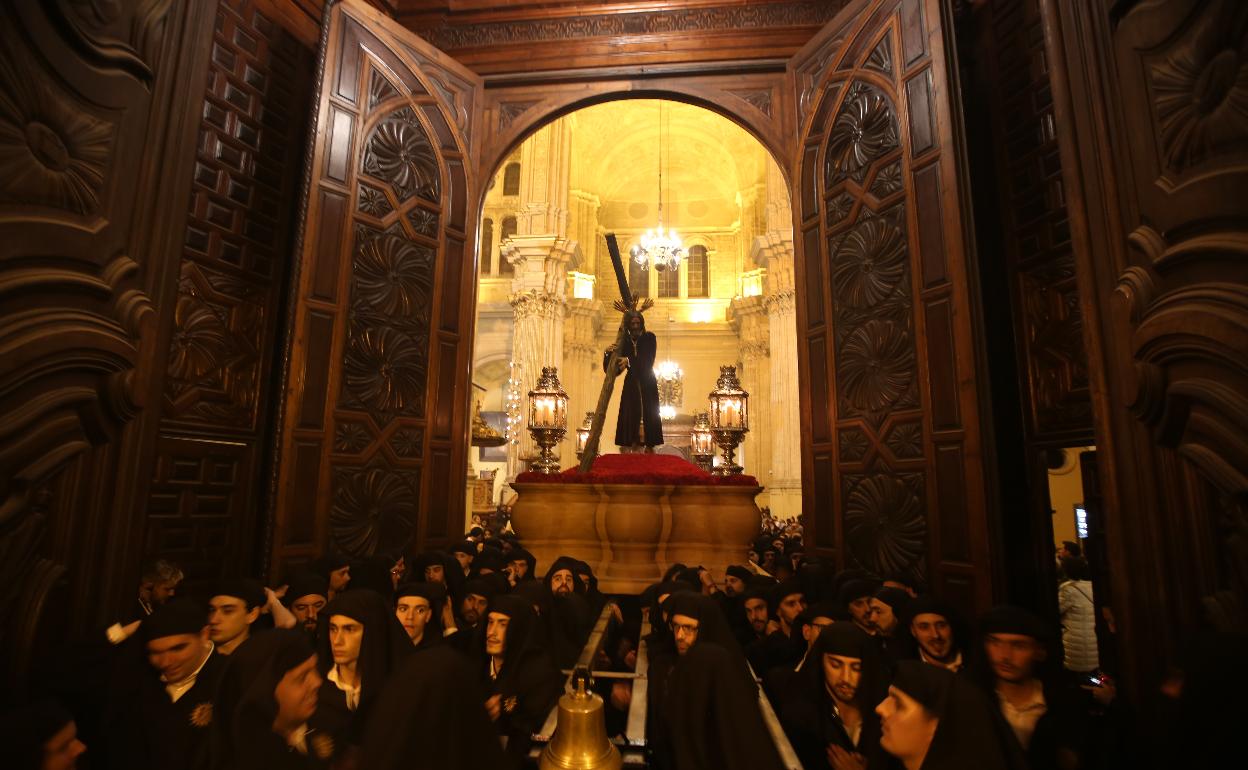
658, 263, 680, 298
628, 255, 648, 299
686, 245, 709, 298
503, 162, 521, 196
499, 216, 517, 275
480, 218, 494, 274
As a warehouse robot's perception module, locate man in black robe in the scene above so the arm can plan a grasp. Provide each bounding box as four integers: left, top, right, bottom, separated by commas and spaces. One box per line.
103, 598, 225, 770
603, 309, 663, 451
542, 556, 594, 668
778, 623, 888, 770
210, 629, 331, 770
654, 592, 785, 770
877, 661, 1023, 770
313, 590, 411, 754
478, 595, 563, 764
971, 605, 1086, 770
393, 582, 447, 650
904, 596, 967, 672
758, 578, 808, 673
284, 572, 329, 642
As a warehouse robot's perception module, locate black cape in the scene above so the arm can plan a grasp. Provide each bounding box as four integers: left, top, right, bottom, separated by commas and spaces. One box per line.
892, 660, 1025, 770
103, 640, 226, 770
663, 643, 786, 770
777, 623, 888, 770
362, 645, 509, 770
477, 594, 563, 764
209, 629, 331, 770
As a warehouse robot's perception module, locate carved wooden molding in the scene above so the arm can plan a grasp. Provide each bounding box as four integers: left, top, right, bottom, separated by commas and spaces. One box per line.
411, 1, 845, 49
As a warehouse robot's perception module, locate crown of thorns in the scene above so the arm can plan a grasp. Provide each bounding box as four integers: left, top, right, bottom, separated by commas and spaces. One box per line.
612, 297, 654, 314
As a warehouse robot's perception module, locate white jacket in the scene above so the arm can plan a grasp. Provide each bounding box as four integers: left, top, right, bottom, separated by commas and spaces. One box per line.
1058, 579, 1099, 672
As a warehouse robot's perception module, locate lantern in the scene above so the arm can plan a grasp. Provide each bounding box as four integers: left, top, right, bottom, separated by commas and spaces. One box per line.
690, 411, 715, 472
526, 366, 568, 474
707, 365, 749, 475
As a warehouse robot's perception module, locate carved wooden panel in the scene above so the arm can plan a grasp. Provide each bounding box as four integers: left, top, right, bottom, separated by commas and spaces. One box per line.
793, 0, 996, 614
403, 1, 850, 75
1044, 0, 1248, 701
0, 0, 220, 694
982, 0, 1092, 443
142, 0, 314, 582
271, 0, 481, 574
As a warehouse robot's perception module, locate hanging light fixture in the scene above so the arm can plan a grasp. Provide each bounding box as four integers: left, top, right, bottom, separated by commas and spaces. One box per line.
654, 316, 683, 421
629, 101, 684, 273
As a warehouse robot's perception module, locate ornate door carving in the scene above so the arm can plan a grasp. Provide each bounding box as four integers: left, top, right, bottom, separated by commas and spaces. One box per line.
0, 0, 219, 693
270, 0, 482, 573
791, 0, 997, 615
1043, 0, 1248, 699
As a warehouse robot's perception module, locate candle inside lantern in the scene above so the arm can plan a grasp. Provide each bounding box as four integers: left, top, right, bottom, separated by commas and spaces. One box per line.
722, 400, 740, 428
535, 397, 556, 427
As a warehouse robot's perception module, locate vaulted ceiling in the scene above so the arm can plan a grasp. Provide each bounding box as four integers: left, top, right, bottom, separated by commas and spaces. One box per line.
567, 99, 772, 227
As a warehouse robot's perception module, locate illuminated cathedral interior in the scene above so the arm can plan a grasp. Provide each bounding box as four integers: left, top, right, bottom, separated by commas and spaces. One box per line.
1, 1, 1245, 769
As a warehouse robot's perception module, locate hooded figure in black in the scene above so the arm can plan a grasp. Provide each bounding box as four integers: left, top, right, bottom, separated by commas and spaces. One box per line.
603, 308, 663, 449
394, 582, 446, 650
478, 594, 563, 764
654, 592, 785, 770
880, 660, 1024, 770
408, 550, 465, 603
779, 623, 888, 770
210, 629, 330, 770
314, 590, 411, 750
361, 645, 509, 770
969, 605, 1085, 770
102, 597, 227, 770
543, 556, 595, 668
871, 586, 915, 667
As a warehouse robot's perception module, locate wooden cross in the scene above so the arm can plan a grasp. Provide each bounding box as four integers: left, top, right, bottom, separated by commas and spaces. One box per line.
577, 232, 647, 472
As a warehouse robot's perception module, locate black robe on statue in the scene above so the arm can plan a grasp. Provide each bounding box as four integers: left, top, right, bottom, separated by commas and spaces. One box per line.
604, 322, 663, 448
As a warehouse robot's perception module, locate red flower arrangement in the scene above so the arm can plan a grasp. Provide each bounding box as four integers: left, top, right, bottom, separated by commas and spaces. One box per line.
516, 453, 758, 486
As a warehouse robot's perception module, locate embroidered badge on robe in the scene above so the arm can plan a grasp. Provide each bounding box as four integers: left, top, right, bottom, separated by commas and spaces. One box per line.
189, 702, 213, 728
503, 696, 518, 714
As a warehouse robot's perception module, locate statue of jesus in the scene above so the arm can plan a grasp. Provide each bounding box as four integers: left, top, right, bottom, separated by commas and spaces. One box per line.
602, 309, 664, 452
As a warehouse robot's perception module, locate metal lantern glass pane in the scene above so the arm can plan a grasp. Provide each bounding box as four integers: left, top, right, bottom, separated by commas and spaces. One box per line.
575, 411, 594, 457
708, 365, 748, 431
690, 412, 714, 455
527, 366, 568, 430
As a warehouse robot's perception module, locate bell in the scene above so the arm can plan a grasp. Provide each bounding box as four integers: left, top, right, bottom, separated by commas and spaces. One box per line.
539, 670, 622, 770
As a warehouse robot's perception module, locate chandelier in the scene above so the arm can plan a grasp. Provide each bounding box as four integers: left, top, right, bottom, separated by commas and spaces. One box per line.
654, 316, 683, 421
655, 360, 684, 421
629, 101, 684, 273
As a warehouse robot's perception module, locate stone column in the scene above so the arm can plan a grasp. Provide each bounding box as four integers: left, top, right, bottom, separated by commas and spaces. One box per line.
730, 295, 772, 507
504, 236, 580, 467
751, 155, 802, 518
562, 295, 604, 468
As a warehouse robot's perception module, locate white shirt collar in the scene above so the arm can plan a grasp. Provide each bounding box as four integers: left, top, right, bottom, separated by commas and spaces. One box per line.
328, 665, 361, 711
162, 642, 214, 703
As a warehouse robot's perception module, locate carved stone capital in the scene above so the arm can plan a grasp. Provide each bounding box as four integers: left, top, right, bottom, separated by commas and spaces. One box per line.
508, 289, 565, 320
764, 290, 796, 315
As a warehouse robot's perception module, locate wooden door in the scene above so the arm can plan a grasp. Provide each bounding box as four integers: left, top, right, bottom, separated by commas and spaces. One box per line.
789, 0, 997, 615
270, 0, 482, 574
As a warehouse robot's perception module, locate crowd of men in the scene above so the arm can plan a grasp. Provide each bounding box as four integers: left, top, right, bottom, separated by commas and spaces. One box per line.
4, 525, 1244, 770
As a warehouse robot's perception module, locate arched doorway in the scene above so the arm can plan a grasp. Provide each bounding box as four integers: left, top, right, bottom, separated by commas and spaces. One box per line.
467, 98, 804, 526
